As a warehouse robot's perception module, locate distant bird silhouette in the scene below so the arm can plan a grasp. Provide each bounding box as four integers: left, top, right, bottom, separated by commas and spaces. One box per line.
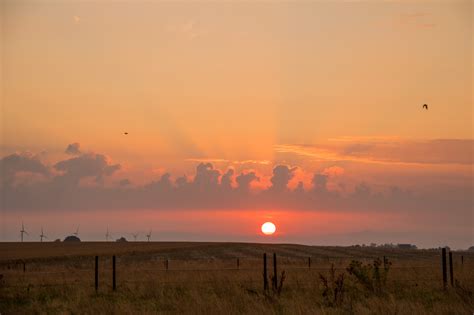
124, 132, 128, 135
422, 104, 428, 110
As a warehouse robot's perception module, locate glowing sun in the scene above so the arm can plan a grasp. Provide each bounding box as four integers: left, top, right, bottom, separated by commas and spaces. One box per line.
261, 222, 276, 235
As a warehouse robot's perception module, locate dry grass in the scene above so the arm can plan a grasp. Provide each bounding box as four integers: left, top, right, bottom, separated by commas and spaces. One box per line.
0, 242, 473, 314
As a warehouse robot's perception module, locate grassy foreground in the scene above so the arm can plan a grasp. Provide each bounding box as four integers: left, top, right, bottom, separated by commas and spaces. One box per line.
0, 242, 473, 314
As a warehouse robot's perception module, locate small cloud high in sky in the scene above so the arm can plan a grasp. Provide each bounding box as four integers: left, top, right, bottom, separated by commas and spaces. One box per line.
1, 0, 472, 248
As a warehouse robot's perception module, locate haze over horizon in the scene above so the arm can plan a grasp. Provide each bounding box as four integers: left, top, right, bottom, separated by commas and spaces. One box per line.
1, 0, 472, 249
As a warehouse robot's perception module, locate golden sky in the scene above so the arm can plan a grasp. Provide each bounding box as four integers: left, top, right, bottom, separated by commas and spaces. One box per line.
2, 1, 472, 164
1, 0, 472, 247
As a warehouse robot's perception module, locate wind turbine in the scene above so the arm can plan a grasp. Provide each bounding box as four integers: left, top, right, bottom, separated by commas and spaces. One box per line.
132, 233, 139, 242
146, 230, 152, 242
20, 222, 28, 242
105, 227, 112, 241
73, 225, 80, 237
39, 227, 47, 242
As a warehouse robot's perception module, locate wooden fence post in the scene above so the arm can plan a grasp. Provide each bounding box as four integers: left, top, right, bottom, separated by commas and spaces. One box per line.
112, 255, 116, 291
237, 258, 240, 270
23, 261, 26, 273
166, 259, 169, 271
263, 253, 268, 291
308, 257, 311, 269
95, 256, 99, 292
273, 253, 277, 290
449, 252, 454, 287
441, 248, 447, 290
383, 256, 386, 269
461, 255, 464, 266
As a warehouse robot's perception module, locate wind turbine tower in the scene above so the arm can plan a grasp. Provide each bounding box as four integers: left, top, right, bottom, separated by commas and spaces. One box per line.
39, 227, 47, 242
132, 233, 138, 242
105, 227, 112, 241
146, 230, 152, 242
73, 225, 80, 237
20, 222, 28, 242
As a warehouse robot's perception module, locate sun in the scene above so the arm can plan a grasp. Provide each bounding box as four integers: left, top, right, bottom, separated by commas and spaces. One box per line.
261, 222, 276, 235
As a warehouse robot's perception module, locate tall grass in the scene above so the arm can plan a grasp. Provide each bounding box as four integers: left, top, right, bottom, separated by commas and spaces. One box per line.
0, 244, 473, 314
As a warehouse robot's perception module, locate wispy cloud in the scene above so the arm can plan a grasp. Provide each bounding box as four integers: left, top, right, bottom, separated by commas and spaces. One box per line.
275, 138, 473, 166
185, 158, 271, 165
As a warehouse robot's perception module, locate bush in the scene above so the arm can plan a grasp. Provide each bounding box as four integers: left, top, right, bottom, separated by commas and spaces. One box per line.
319, 264, 345, 307
346, 257, 391, 296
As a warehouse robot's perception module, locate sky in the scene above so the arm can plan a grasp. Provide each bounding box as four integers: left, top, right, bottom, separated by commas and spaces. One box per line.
1, 0, 472, 249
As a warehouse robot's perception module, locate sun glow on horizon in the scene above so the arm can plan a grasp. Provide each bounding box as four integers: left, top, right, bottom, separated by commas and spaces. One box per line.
261, 222, 276, 236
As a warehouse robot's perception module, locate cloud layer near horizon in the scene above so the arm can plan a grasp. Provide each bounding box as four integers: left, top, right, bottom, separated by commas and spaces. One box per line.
1, 141, 472, 216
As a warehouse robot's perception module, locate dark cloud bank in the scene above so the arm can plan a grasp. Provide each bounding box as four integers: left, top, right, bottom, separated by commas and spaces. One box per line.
0, 144, 471, 215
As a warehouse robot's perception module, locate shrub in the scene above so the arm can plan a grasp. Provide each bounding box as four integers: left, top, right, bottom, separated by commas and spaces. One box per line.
346, 257, 391, 296
319, 264, 345, 306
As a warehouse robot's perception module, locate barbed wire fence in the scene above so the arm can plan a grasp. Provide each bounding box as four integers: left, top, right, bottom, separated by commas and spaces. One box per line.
1, 250, 473, 293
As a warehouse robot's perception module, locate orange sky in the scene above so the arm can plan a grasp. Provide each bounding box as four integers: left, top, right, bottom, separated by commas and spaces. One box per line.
1, 0, 472, 248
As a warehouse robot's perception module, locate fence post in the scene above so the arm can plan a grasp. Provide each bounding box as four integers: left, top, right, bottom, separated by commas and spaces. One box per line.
112, 255, 116, 291
308, 257, 311, 269
441, 248, 447, 290
95, 256, 99, 292
383, 256, 386, 269
23, 261, 26, 273
273, 253, 277, 290
461, 255, 464, 266
449, 252, 454, 287
237, 258, 240, 270
166, 259, 169, 271
263, 253, 268, 291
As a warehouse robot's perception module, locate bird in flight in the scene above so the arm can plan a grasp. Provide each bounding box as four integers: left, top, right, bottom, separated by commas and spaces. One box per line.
422, 104, 428, 110
124, 132, 128, 135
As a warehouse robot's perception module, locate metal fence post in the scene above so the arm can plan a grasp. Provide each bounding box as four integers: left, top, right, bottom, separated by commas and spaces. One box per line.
449, 251, 454, 287
112, 255, 116, 291
95, 256, 99, 292
441, 248, 447, 290
263, 253, 268, 291
273, 253, 277, 290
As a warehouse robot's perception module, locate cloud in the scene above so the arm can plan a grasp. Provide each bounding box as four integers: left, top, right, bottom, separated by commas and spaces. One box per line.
269, 165, 297, 192
145, 173, 172, 192
0, 142, 472, 220
193, 163, 220, 191
119, 179, 131, 187
312, 174, 328, 192
276, 139, 474, 166
65, 143, 81, 155
185, 158, 271, 165
0, 153, 50, 185
54, 152, 120, 186
221, 169, 234, 190
235, 171, 259, 192
322, 166, 345, 177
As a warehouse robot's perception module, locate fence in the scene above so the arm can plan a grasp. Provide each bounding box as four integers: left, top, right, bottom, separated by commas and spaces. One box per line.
0, 248, 474, 292
1, 249, 472, 293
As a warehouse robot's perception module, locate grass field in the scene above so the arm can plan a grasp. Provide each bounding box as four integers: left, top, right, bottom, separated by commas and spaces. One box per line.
0, 242, 473, 314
